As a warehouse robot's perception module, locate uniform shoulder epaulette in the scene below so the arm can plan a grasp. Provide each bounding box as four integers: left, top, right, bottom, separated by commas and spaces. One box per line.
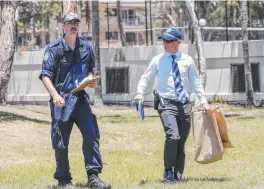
78, 36, 85, 41
49, 39, 62, 48
79, 36, 89, 43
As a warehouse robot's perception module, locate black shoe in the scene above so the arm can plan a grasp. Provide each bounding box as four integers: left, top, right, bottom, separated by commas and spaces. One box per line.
88, 174, 111, 189
164, 169, 174, 184
174, 171, 185, 183
58, 180, 75, 188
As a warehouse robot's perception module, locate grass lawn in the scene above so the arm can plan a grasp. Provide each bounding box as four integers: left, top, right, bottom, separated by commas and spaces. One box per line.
0, 104, 263, 189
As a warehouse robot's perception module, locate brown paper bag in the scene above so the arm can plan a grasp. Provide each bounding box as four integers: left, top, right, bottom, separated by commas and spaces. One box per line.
211, 108, 233, 148
191, 110, 224, 164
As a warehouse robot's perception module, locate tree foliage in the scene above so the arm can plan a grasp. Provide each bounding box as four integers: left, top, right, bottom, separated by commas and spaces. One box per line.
17, 0, 62, 31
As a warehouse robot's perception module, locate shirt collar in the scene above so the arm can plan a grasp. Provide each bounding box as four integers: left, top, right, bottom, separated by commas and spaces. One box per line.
61, 37, 82, 52
164, 51, 182, 59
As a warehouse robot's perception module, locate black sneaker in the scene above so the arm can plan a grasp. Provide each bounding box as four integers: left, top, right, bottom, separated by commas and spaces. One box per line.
164, 169, 174, 184
58, 180, 75, 188
88, 174, 111, 189
174, 171, 185, 183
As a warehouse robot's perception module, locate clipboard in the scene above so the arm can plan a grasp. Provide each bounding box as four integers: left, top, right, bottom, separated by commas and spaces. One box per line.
71, 76, 101, 93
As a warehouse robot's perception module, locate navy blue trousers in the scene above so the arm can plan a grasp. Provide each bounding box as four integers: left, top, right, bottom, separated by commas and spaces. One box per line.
50, 95, 102, 182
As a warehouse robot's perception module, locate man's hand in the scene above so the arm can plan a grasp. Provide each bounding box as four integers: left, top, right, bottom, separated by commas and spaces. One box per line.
87, 81, 97, 88
202, 103, 210, 111
135, 93, 144, 102
53, 94, 65, 107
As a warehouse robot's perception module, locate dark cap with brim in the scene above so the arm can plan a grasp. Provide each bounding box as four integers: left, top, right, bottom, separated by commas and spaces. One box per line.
158, 27, 182, 41
62, 12, 80, 23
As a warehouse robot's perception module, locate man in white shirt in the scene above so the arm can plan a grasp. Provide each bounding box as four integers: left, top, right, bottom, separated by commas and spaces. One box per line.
135, 27, 209, 183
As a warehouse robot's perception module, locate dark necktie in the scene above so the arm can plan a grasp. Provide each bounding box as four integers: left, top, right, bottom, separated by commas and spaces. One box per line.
171, 54, 186, 103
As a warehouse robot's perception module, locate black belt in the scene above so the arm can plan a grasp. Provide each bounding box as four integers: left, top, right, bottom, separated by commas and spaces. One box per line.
164, 98, 188, 104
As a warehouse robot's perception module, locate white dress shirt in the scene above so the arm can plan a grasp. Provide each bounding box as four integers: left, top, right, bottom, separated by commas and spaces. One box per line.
137, 51, 207, 104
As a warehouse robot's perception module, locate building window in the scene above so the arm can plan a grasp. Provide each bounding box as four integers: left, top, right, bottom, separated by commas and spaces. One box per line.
125, 32, 136, 45
104, 8, 117, 16
106, 31, 118, 40
230, 63, 260, 93
106, 67, 129, 94
122, 10, 135, 26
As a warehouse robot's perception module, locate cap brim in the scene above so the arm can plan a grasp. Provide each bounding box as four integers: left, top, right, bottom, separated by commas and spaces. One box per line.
158, 33, 179, 41
72, 19, 81, 22
63, 18, 81, 24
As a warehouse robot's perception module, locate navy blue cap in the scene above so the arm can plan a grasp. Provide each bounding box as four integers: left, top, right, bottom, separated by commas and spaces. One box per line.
158, 27, 182, 41
62, 12, 80, 23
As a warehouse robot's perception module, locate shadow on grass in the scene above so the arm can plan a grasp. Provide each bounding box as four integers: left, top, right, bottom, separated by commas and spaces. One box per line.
236, 116, 263, 120
139, 177, 231, 186
0, 111, 50, 124
185, 177, 231, 182
225, 114, 264, 120
224, 113, 241, 118
48, 182, 89, 189
98, 115, 158, 124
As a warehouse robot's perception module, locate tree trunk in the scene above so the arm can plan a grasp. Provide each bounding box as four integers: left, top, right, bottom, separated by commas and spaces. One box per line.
92, 1, 103, 106
63, 0, 75, 14
85, 0, 91, 31
185, 0, 207, 88
241, 1, 254, 105
31, 2, 36, 47
117, 0, 127, 46
0, 1, 18, 105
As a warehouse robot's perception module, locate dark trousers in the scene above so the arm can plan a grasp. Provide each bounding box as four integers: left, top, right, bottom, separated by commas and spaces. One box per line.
158, 99, 191, 175
50, 95, 102, 182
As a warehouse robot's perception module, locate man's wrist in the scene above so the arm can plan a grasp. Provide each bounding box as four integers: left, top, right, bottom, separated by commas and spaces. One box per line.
50, 90, 59, 99
200, 98, 208, 105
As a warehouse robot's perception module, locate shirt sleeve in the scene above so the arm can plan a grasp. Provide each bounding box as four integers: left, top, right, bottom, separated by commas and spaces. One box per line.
88, 45, 95, 74
137, 57, 158, 94
188, 58, 208, 104
39, 47, 55, 81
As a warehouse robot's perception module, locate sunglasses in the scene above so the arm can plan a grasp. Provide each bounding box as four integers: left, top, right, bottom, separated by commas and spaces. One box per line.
163, 40, 177, 43
65, 21, 80, 26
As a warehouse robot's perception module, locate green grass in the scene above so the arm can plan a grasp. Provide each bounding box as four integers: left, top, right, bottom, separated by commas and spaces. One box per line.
0, 105, 264, 189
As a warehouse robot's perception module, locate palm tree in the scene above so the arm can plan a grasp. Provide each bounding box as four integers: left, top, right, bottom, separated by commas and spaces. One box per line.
185, 0, 207, 88
92, 0, 103, 106
116, 0, 127, 46
241, 1, 254, 105
0, 1, 18, 104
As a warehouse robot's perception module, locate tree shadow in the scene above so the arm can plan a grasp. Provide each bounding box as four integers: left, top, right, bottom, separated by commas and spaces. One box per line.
99, 115, 122, 118
236, 116, 264, 120
0, 111, 50, 124
224, 113, 241, 118
75, 182, 89, 188
47, 182, 89, 189
138, 176, 231, 186
146, 115, 159, 118
186, 177, 231, 182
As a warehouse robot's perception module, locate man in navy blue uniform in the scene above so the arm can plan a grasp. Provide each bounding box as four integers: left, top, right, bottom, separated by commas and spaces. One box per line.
39, 12, 111, 189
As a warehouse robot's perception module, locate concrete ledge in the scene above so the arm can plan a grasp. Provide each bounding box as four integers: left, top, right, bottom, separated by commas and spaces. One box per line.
7, 41, 264, 105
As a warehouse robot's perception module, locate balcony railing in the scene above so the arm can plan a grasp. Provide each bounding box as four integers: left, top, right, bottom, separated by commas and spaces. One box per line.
122, 17, 145, 26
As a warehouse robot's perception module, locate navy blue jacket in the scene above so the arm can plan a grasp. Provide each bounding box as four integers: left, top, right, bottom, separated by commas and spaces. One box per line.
39, 37, 95, 93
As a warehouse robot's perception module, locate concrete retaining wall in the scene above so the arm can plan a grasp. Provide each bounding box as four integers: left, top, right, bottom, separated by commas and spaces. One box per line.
7, 40, 264, 105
